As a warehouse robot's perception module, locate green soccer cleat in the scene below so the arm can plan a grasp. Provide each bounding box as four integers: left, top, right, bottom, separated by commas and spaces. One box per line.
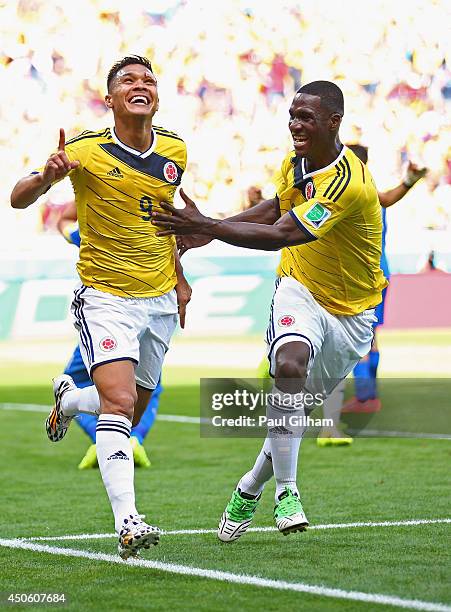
130, 436, 151, 468
218, 489, 260, 542
78, 444, 98, 470
274, 487, 309, 535
316, 427, 353, 447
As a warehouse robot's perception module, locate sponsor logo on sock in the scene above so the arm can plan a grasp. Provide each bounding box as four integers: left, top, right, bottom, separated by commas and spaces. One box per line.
107, 450, 129, 461
269, 425, 292, 435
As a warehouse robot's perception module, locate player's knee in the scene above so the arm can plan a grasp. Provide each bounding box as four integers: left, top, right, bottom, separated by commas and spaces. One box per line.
275, 358, 307, 381
274, 343, 310, 388
100, 388, 137, 419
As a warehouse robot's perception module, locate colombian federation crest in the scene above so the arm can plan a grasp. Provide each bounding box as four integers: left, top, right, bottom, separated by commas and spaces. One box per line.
278, 315, 295, 327
100, 336, 117, 351
163, 162, 178, 183
305, 181, 314, 199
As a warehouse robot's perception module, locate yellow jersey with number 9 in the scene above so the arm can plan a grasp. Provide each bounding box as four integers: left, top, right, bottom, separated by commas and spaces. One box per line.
53, 126, 186, 297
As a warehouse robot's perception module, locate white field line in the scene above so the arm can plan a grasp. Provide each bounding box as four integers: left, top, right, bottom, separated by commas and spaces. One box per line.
22, 518, 451, 542
0, 403, 205, 423
0, 403, 50, 413
347, 429, 451, 440
1, 539, 450, 612
1, 403, 451, 438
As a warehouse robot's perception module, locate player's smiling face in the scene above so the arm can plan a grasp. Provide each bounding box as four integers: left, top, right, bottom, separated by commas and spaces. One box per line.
105, 64, 159, 119
288, 93, 332, 158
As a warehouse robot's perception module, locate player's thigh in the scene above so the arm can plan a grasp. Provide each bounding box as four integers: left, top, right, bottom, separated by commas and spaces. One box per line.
92, 359, 137, 416
135, 313, 178, 391
266, 277, 325, 378
71, 285, 144, 376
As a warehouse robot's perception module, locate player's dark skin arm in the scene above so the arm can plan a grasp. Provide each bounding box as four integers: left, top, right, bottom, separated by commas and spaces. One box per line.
227, 197, 281, 224
177, 196, 280, 255
153, 189, 313, 251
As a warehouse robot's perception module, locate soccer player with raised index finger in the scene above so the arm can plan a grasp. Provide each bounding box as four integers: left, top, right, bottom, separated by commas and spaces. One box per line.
11, 55, 191, 559
152, 81, 388, 540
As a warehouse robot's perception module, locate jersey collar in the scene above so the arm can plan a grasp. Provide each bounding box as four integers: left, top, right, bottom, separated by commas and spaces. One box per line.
301, 145, 347, 179
111, 127, 157, 159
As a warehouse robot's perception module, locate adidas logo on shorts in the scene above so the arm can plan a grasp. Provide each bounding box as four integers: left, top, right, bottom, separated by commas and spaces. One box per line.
106, 167, 124, 178
107, 450, 129, 461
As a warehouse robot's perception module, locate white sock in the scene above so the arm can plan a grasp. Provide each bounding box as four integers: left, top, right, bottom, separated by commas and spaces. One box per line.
61, 385, 100, 416
95, 414, 137, 533
267, 386, 306, 501
238, 437, 273, 497
322, 380, 346, 429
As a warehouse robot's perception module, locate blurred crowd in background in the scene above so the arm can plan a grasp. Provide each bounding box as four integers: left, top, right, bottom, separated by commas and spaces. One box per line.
1, 0, 450, 268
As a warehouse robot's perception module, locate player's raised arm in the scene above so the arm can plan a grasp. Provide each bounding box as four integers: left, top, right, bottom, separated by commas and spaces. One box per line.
378, 162, 428, 208
153, 188, 312, 251
11, 128, 79, 209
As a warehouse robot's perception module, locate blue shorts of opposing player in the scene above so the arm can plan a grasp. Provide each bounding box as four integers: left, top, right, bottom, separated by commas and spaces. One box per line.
352, 282, 388, 402
64, 345, 162, 444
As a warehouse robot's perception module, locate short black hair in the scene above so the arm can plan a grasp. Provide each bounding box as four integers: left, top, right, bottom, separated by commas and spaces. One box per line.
107, 55, 154, 92
297, 80, 344, 115
347, 143, 368, 164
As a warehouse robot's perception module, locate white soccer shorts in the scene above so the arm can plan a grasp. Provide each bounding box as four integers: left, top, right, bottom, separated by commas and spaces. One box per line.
266, 276, 376, 396
71, 285, 178, 390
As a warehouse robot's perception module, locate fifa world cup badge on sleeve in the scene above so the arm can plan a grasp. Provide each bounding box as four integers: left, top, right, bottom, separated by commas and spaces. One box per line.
303, 202, 331, 229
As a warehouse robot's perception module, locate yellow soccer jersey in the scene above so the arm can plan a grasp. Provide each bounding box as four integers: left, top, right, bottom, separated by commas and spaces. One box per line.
275, 146, 388, 316
45, 125, 187, 298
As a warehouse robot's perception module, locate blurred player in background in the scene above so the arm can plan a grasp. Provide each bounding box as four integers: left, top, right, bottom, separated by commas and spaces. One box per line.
11, 55, 191, 559
318, 146, 428, 446
153, 81, 387, 541
339, 145, 428, 415
245, 185, 264, 209
57, 202, 165, 469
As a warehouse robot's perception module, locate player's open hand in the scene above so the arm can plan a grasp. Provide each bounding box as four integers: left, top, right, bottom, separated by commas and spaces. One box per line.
177, 234, 212, 257
41, 129, 80, 185
404, 162, 428, 187
152, 188, 215, 236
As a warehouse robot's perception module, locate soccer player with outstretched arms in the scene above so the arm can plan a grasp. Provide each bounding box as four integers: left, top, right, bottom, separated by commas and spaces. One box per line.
153, 81, 387, 540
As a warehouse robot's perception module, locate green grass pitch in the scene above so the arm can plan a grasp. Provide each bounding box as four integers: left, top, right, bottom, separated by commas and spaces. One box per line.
0, 361, 450, 611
